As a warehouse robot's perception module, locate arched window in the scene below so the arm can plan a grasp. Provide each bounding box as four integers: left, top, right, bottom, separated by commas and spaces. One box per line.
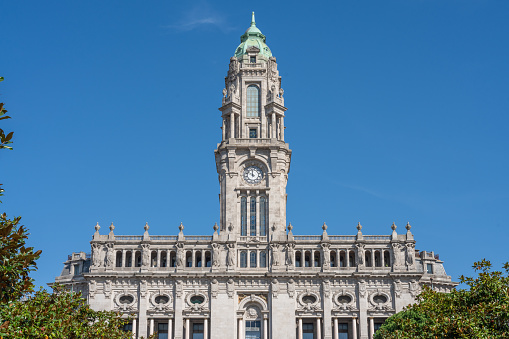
260, 197, 267, 236
384, 250, 391, 267
241, 197, 247, 236
260, 251, 267, 268
250, 251, 257, 268
365, 251, 372, 267
160, 251, 167, 267
246, 85, 260, 117
250, 197, 256, 236
240, 251, 248, 268
151, 251, 157, 267
125, 251, 132, 267
115, 251, 122, 267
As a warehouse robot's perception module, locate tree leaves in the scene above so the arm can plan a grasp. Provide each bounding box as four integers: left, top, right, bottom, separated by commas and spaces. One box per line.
374, 260, 509, 339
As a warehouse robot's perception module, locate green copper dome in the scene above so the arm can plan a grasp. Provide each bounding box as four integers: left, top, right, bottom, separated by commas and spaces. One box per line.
234, 12, 272, 59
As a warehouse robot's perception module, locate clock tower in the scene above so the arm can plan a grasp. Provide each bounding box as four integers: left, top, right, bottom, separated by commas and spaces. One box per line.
215, 12, 291, 241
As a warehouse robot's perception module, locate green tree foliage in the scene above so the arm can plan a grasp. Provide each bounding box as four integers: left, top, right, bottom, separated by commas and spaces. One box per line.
0, 286, 133, 339
374, 260, 509, 339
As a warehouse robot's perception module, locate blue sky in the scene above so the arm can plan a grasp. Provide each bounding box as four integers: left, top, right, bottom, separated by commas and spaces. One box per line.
1, 1, 508, 289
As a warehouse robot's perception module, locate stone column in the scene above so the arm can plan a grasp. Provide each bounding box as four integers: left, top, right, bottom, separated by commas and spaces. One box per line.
185, 318, 190, 339
280, 116, 284, 141
352, 318, 357, 339
230, 113, 235, 139
131, 251, 136, 267
204, 318, 208, 339
168, 318, 173, 339
298, 318, 303, 339
174, 289, 184, 339
149, 318, 154, 336
157, 250, 161, 267
132, 318, 137, 339
316, 318, 322, 339
222, 119, 226, 141
369, 317, 374, 339
192, 251, 195, 267
122, 250, 126, 267
238, 318, 244, 339
333, 318, 338, 339
271, 113, 276, 138
263, 318, 268, 339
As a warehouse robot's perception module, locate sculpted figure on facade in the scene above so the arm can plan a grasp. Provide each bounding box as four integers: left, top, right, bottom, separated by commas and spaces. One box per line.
212, 243, 221, 267
322, 243, 330, 268
176, 243, 185, 268
105, 243, 114, 268
406, 245, 414, 265
356, 243, 365, 266
91, 243, 102, 267
227, 243, 236, 267
271, 243, 280, 266
285, 243, 294, 266
392, 242, 403, 267
141, 243, 150, 267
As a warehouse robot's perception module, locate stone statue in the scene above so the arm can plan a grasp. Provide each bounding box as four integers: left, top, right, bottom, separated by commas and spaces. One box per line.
105, 243, 114, 268
222, 87, 227, 98
285, 243, 294, 266
212, 243, 220, 267
227, 244, 236, 267
176, 243, 185, 268
392, 243, 402, 267
322, 244, 330, 267
278, 87, 284, 98
356, 243, 365, 265
141, 244, 150, 267
406, 243, 415, 265
271, 243, 280, 266
92, 243, 102, 267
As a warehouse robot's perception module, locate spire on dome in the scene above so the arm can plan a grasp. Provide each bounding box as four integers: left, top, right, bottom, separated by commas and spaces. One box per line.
251, 12, 256, 26
234, 12, 272, 59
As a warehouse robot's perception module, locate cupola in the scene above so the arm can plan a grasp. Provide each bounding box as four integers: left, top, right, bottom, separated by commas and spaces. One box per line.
234, 12, 272, 60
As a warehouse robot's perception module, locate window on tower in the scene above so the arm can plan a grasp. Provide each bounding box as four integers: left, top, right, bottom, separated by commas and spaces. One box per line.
260, 197, 267, 236
249, 128, 257, 138
250, 56, 256, 63
250, 197, 256, 236
241, 197, 247, 236
246, 85, 260, 117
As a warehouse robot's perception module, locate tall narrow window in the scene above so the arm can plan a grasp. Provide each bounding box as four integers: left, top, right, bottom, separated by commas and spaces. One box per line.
250, 251, 257, 268
250, 197, 256, 236
246, 85, 260, 117
260, 251, 267, 268
241, 197, 247, 236
260, 197, 266, 236
240, 252, 247, 268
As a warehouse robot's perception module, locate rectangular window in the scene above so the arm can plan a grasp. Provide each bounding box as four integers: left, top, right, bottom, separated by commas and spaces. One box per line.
259, 197, 266, 236
250, 197, 256, 236
74, 264, 80, 275
158, 323, 169, 339
250, 56, 256, 63
338, 323, 348, 339
192, 323, 204, 339
249, 128, 257, 138
303, 323, 314, 339
241, 197, 247, 236
246, 320, 261, 339
122, 323, 133, 331
260, 251, 267, 268
427, 263, 433, 274
250, 251, 257, 268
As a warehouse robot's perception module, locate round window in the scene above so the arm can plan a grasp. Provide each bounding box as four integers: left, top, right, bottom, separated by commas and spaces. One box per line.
119, 295, 134, 304
373, 295, 388, 304
155, 295, 169, 304
302, 295, 317, 304
190, 295, 205, 304
337, 295, 352, 304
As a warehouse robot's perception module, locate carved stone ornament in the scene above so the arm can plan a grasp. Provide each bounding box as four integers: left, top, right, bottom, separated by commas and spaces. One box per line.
321, 243, 330, 268
89, 280, 96, 299
140, 280, 147, 298
211, 279, 219, 298
227, 278, 235, 299
227, 243, 236, 267
114, 290, 137, 312
393, 279, 402, 298
105, 243, 114, 268
409, 279, 421, 298
323, 279, 331, 298
245, 305, 261, 321
185, 291, 209, 311
271, 243, 280, 266
271, 278, 279, 298
368, 289, 392, 311
175, 280, 183, 298
176, 243, 185, 268
333, 289, 356, 311
406, 243, 415, 266
104, 280, 112, 299
392, 243, 403, 267
287, 278, 295, 298
212, 243, 221, 267
297, 290, 321, 311
358, 279, 367, 298
150, 290, 173, 311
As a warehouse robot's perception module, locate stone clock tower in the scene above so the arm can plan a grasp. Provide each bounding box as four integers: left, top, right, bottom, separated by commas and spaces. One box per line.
215, 13, 291, 241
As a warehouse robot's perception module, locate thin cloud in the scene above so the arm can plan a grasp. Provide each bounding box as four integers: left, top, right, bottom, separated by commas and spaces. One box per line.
165, 3, 236, 33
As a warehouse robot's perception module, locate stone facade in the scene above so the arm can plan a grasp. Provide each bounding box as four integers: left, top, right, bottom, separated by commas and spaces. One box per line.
53, 13, 457, 339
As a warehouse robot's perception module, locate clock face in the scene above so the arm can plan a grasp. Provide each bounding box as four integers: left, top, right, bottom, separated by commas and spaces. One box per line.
243, 166, 263, 185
